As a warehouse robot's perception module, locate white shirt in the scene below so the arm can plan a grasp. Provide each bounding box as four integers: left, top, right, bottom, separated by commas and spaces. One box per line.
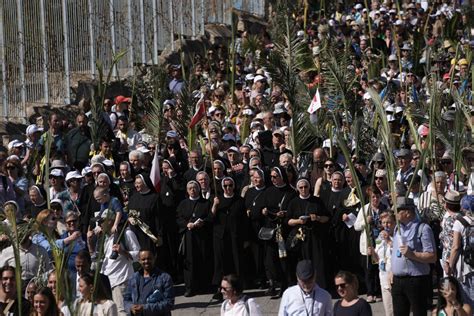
0, 243, 51, 281
452, 216, 473, 281
220, 297, 262, 316
100, 228, 140, 288
278, 284, 333, 316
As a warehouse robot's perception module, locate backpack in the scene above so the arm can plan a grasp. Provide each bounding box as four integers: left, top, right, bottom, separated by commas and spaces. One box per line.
457, 216, 474, 268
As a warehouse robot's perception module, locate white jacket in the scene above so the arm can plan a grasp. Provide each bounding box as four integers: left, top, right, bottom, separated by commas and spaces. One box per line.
354, 203, 379, 256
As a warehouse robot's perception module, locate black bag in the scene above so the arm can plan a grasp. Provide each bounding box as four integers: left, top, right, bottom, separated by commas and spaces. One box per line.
258, 227, 275, 240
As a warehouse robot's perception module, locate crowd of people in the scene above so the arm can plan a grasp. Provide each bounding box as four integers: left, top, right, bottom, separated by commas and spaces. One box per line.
0, 0, 472, 315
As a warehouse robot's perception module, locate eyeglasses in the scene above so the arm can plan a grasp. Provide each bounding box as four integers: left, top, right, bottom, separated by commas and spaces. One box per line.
324, 164, 335, 168
66, 220, 78, 225
220, 286, 232, 292
336, 283, 347, 289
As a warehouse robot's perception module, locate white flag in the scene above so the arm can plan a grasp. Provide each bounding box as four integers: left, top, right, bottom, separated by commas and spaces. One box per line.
307, 89, 322, 114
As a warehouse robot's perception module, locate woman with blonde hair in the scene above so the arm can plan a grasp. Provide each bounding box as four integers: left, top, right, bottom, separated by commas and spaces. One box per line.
32, 209, 59, 258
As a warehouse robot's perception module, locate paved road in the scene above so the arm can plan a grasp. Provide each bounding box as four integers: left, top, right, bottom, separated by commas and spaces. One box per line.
173, 284, 387, 315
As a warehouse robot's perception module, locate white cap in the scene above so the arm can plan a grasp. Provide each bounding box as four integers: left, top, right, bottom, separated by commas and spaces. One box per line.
245, 74, 255, 81
7, 140, 24, 150
363, 92, 372, 100
385, 105, 394, 113
354, 3, 363, 9
395, 20, 403, 26
26, 124, 43, 135
227, 146, 239, 153
65, 171, 83, 182
81, 167, 92, 176
102, 159, 114, 167
395, 106, 404, 113
386, 114, 395, 122
253, 75, 266, 83
50, 169, 64, 177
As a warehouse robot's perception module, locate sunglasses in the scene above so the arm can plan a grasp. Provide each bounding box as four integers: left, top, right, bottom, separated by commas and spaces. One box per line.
298, 186, 309, 189
270, 175, 279, 178
375, 177, 384, 180
66, 220, 78, 225
336, 283, 347, 289
324, 164, 335, 168
441, 160, 452, 165
223, 184, 233, 188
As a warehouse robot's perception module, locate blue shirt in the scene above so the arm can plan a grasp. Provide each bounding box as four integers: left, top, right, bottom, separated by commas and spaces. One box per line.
391, 219, 436, 276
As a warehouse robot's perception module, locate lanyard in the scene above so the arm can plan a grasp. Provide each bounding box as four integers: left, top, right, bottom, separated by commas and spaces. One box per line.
299, 287, 316, 316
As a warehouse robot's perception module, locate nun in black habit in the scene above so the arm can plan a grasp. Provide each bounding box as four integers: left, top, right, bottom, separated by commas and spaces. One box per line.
160, 159, 185, 274
176, 180, 213, 297
286, 178, 331, 288
261, 166, 297, 298
127, 174, 161, 251
211, 177, 247, 291
243, 167, 267, 286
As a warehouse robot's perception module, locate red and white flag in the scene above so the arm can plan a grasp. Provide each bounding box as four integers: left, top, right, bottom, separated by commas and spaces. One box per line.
150, 148, 161, 193
189, 95, 206, 128
307, 89, 322, 114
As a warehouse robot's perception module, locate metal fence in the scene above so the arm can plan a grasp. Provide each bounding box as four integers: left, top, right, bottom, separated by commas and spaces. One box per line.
0, 0, 266, 120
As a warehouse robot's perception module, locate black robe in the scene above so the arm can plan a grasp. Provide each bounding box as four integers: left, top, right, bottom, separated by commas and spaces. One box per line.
127, 190, 161, 251
212, 194, 247, 284
176, 197, 212, 293
321, 187, 361, 278
286, 195, 330, 288
261, 185, 296, 287
159, 174, 185, 273
244, 186, 267, 241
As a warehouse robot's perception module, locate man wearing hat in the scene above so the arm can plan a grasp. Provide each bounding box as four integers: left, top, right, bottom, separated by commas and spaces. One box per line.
169, 65, 184, 95
278, 259, 332, 316
391, 196, 436, 316
440, 190, 462, 277
395, 148, 414, 187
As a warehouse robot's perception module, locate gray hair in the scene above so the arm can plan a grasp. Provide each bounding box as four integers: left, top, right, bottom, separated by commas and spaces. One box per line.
129, 150, 144, 161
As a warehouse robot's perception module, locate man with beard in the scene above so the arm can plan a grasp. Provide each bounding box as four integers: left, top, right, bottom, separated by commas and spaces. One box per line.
65, 113, 92, 170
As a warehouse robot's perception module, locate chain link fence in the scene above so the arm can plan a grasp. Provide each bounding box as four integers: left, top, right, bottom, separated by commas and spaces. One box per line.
0, 0, 265, 120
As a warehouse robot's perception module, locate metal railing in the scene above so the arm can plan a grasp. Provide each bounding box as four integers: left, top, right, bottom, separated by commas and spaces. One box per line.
0, 0, 266, 120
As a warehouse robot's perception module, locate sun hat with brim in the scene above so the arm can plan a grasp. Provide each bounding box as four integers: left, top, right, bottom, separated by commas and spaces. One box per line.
443, 190, 461, 205
7, 140, 24, 150
50, 160, 66, 170
296, 260, 314, 281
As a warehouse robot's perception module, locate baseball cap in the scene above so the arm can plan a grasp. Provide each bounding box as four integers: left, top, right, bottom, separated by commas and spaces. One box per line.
50, 169, 64, 178
115, 95, 131, 104
26, 124, 43, 136
296, 260, 314, 281
65, 171, 83, 182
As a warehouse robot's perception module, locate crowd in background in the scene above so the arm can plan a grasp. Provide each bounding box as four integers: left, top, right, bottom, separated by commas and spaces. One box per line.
0, 0, 472, 315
